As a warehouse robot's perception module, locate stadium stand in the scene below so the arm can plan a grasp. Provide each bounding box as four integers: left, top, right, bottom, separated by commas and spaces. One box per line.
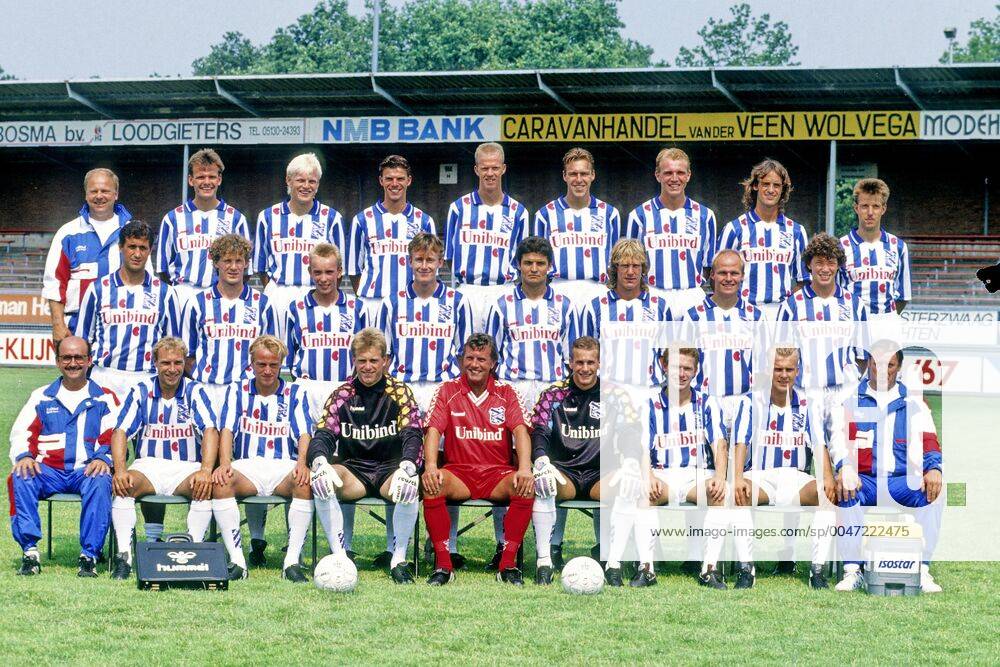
907, 234, 1000, 309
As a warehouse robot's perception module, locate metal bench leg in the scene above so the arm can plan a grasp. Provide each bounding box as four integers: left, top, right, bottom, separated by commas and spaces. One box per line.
46, 501, 53, 560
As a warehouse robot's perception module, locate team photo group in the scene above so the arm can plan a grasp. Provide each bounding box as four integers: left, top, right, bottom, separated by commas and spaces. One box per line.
8, 139, 944, 594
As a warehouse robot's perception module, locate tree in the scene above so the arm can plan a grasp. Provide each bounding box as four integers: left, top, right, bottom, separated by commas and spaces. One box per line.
0, 66, 15, 81
940, 4, 1000, 63
675, 2, 799, 67
191, 0, 656, 75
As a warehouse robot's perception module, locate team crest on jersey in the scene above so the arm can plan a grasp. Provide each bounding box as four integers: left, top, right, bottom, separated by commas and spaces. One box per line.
885, 249, 898, 269
684, 216, 699, 236
310, 217, 325, 240
218, 218, 232, 235
243, 305, 258, 323
590, 213, 606, 232
406, 219, 422, 238
589, 402, 601, 419
438, 304, 453, 322
792, 411, 806, 433
278, 396, 289, 421
642, 306, 657, 321
142, 290, 159, 310
176, 398, 191, 423
500, 215, 515, 234
777, 231, 793, 250
489, 407, 506, 425
339, 314, 355, 332
838, 302, 853, 321
547, 307, 562, 326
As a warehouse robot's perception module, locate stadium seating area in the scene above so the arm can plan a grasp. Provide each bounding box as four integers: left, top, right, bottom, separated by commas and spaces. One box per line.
907, 234, 1000, 309
3, 231, 998, 308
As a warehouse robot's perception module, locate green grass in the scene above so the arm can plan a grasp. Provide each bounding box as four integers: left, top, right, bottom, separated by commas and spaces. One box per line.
2, 367, 998, 666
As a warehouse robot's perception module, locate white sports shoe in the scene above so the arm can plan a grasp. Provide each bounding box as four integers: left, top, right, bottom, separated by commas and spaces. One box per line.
921, 565, 942, 593
835, 566, 865, 592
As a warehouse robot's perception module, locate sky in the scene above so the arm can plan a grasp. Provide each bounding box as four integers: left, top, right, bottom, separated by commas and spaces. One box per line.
0, 0, 995, 80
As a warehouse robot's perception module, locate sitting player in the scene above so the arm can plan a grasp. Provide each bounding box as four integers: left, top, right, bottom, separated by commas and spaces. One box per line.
307, 328, 424, 584
529, 336, 602, 584
108, 337, 219, 580
642, 347, 728, 589
731, 347, 838, 590
211, 335, 314, 582
421, 334, 535, 586
834, 341, 943, 593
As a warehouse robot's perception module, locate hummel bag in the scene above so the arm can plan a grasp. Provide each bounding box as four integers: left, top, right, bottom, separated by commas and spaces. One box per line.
134, 533, 229, 591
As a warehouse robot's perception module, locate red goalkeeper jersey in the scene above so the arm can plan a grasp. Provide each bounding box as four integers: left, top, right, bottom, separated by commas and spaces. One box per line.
428, 375, 527, 466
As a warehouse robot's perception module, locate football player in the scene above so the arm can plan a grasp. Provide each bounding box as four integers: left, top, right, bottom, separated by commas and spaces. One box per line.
731, 347, 839, 590
307, 328, 424, 583
624, 147, 716, 316
210, 335, 313, 582
445, 142, 530, 331
421, 334, 534, 586
718, 159, 808, 320
108, 337, 218, 580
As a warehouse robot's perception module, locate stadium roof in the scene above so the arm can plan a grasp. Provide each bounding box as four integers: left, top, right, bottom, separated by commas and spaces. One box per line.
0, 65, 997, 121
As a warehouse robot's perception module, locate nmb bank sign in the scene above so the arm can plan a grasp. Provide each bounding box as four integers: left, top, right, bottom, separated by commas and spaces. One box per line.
306, 115, 499, 143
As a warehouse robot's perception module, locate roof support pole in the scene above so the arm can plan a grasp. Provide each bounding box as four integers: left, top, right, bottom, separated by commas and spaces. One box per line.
215, 79, 260, 117
65, 82, 115, 119
181, 144, 190, 203
536, 73, 575, 112
371, 75, 414, 115
825, 139, 838, 235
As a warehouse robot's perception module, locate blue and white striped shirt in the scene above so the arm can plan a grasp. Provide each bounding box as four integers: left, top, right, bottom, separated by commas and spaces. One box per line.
76, 271, 180, 373
446, 191, 529, 286
732, 389, 824, 472
838, 229, 911, 315
376, 281, 472, 384
485, 285, 578, 383
115, 377, 216, 462
682, 296, 765, 398
181, 284, 277, 385
718, 210, 808, 305
625, 196, 716, 290
533, 196, 620, 283
347, 201, 435, 300
285, 289, 368, 383
220, 378, 312, 460
156, 199, 250, 288
254, 200, 346, 287
776, 284, 869, 389
581, 289, 671, 387
647, 389, 725, 470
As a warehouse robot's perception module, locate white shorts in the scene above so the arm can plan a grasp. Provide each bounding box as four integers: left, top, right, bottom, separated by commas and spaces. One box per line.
129, 457, 201, 496
232, 458, 297, 497
294, 378, 341, 424
550, 279, 607, 319
90, 366, 154, 403
652, 467, 705, 506
263, 282, 310, 343
650, 287, 708, 319
745, 467, 815, 507
456, 283, 511, 333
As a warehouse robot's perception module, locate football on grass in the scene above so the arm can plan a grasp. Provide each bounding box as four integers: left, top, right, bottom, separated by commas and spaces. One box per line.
560, 557, 604, 595
313, 553, 358, 593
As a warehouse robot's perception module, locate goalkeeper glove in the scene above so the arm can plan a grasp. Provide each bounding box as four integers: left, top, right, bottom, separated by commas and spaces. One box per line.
533, 456, 567, 498
389, 460, 419, 505
310, 456, 343, 500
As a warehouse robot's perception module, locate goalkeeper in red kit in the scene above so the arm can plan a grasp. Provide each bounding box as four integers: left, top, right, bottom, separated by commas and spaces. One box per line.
421, 333, 535, 586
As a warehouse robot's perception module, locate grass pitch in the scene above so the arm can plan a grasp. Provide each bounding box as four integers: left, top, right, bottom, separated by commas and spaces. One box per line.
1, 367, 997, 666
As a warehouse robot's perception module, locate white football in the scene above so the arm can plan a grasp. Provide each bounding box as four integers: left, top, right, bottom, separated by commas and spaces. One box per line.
313, 553, 358, 593
560, 556, 605, 595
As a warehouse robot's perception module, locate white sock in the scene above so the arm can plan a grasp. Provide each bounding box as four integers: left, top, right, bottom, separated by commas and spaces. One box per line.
607, 496, 638, 569
314, 496, 344, 555
702, 507, 730, 574
213, 498, 246, 569
111, 496, 136, 562
448, 505, 460, 552
732, 508, 754, 563
843, 562, 860, 573
144, 522, 163, 542
492, 507, 507, 544
390, 501, 419, 568
186, 500, 214, 542
341, 503, 356, 551
811, 510, 836, 566
24, 547, 39, 559
532, 495, 557, 565
245, 503, 267, 542
552, 507, 569, 546
634, 507, 659, 571
385, 504, 396, 553
282, 498, 313, 569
